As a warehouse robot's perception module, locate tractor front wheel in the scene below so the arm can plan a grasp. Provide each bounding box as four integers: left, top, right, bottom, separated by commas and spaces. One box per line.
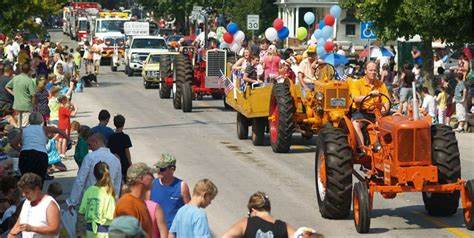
353, 182, 371, 233
464, 179, 474, 230
423, 125, 461, 216
237, 113, 249, 139
173, 82, 182, 109
181, 82, 193, 112
315, 128, 353, 219
252, 117, 266, 146
269, 82, 294, 153
159, 82, 171, 98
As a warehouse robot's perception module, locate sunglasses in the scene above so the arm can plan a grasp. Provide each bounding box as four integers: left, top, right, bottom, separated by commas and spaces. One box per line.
159, 166, 171, 172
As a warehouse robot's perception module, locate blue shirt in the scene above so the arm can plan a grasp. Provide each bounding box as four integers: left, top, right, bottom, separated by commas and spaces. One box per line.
91, 124, 114, 142
170, 204, 211, 238
150, 178, 184, 228
454, 81, 466, 103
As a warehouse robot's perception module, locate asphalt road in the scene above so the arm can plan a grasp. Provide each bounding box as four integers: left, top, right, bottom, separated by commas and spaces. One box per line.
50, 31, 474, 238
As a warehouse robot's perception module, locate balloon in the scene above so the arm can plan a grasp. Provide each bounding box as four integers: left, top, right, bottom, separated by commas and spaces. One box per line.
296, 27, 308, 41
319, 20, 325, 30
223, 32, 234, 44
233, 30, 245, 43
317, 45, 327, 57
230, 42, 241, 53
273, 18, 284, 31
317, 38, 325, 46
265, 27, 278, 41
277, 27, 289, 40
304, 12, 315, 25
227, 22, 238, 35
220, 42, 229, 49
313, 29, 323, 39
321, 26, 333, 39
330, 5, 342, 18
324, 15, 336, 26
324, 41, 335, 52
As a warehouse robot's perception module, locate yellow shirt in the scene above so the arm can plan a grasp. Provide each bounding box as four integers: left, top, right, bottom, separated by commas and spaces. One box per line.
349, 76, 390, 110
298, 58, 315, 84
436, 91, 447, 110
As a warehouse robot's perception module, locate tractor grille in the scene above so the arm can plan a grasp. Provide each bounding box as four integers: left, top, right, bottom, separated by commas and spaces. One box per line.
324, 88, 349, 109
206, 50, 226, 77
397, 128, 430, 164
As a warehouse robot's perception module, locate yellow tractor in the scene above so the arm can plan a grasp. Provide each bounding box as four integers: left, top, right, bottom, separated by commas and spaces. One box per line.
225, 63, 351, 152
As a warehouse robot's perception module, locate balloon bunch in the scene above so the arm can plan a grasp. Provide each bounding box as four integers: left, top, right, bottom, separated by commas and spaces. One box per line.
311, 5, 341, 58
222, 22, 245, 53
265, 18, 289, 42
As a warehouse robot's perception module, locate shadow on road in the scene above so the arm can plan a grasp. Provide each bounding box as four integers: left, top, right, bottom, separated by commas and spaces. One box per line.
126, 120, 234, 130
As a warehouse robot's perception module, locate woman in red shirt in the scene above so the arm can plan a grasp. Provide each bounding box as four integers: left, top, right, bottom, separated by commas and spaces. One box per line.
58, 95, 77, 158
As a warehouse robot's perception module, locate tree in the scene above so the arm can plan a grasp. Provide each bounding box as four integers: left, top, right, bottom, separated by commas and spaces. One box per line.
340, 0, 473, 88
0, 0, 66, 35
226, 0, 278, 37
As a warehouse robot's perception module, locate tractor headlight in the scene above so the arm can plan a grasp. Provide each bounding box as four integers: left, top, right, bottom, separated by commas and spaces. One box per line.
316, 92, 324, 101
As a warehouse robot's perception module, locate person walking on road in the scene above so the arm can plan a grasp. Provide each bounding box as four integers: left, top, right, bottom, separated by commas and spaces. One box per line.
222, 191, 297, 238
150, 153, 191, 229
114, 162, 155, 238
5, 63, 36, 127
107, 114, 132, 181
169, 179, 218, 238
91, 109, 114, 144
67, 133, 122, 211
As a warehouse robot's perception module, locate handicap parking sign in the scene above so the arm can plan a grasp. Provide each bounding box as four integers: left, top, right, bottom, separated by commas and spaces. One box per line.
360, 22, 377, 40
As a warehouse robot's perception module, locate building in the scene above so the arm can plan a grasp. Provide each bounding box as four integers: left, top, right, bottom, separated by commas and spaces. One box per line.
274, 0, 368, 49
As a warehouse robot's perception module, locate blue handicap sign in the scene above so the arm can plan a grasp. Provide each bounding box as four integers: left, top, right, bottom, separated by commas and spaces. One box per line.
360, 22, 377, 40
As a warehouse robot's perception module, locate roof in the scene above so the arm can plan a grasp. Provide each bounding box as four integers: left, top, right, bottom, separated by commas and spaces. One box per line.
274, 0, 338, 7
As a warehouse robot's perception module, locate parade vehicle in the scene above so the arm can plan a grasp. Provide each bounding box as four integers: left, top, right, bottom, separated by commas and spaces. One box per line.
314, 83, 474, 233
141, 52, 179, 94
124, 35, 168, 76
63, 2, 101, 37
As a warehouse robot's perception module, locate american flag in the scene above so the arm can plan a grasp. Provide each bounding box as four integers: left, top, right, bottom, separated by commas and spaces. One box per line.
220, 70, 234, 95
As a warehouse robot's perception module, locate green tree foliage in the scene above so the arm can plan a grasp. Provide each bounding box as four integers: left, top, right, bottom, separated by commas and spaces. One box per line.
340, 0, 473, 85
0, 0, 66, 35
226, 0, 278, 36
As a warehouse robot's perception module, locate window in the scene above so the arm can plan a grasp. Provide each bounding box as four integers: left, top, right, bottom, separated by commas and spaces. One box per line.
345, 24, 356, 36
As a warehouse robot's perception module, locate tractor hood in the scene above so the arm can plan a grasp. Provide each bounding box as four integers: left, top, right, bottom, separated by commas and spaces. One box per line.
379, 115, 431, 132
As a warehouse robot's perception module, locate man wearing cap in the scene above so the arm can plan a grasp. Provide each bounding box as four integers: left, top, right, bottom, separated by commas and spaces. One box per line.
115, 163, 154, 237
298, 46, 318, 98
150, 153, 191, 229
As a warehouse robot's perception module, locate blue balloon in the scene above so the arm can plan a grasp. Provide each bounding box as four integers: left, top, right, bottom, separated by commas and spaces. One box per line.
319, 20, 325, 30
317, 45, 327, 57
277, 27, 289, 40
313, 29, 323, 39
321, 26, 333, 39
227, 23, 238, 35
317, 38, 325, 46
304, 12, 315, 25
330, 5, 342, 18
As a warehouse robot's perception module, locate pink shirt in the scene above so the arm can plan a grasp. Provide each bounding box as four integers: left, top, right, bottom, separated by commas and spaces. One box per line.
263, 55, 281, 80
145, 200, 160, 238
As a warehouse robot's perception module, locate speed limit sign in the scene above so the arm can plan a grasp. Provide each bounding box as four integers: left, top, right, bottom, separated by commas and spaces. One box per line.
247, 15, 259, 30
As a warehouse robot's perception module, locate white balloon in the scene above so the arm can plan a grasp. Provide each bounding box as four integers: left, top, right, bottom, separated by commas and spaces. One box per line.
234, 30, 245, 43
265, 27, 278, 42
230, 42, 242, 53
220, 42, 229, 49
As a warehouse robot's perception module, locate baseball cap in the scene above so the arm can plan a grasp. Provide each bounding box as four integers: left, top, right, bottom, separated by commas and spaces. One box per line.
126, 163, 155, 183
109, 216, 146, 237
154, 153, 176, 169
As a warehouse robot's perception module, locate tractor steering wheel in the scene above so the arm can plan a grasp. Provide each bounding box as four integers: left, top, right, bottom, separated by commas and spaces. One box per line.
359, 93, 392, 113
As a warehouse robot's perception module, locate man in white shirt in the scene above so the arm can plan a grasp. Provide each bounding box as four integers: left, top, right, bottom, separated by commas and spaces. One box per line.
420, 87, 437, 121
92, 40, 103, 74
66, 133, 122, 210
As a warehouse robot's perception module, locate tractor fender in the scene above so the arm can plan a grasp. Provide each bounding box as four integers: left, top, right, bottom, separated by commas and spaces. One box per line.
339, 116, 358, 153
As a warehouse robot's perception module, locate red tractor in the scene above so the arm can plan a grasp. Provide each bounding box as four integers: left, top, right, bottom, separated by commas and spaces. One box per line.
315, 86, 474, 233
172, 45, 227, 112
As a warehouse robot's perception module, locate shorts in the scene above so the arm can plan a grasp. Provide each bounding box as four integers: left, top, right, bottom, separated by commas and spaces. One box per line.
456, 103, 466, 121
351, 110, 376, 122
399, 87, 412, 102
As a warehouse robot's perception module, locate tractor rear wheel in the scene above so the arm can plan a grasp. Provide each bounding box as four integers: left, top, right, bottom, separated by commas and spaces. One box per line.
173, 55, 187, 109
252, 117, 266, 146
159, 56, 172, 98
315, 128, 353, 219
464, 179, 474, 230
423, 125, 461, 216
353, 182, 371, 233
237, 113, 249, 139
181, 81, 193, 112
159, 82, 171, 98
269, 82, 294, 153
173, 82, 182, 109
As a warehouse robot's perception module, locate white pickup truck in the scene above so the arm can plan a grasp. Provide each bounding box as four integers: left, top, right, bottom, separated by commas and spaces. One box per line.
124, 36, 168, 76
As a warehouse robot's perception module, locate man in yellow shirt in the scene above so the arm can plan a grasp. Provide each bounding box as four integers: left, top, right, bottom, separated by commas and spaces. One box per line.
350, 61, 390, 146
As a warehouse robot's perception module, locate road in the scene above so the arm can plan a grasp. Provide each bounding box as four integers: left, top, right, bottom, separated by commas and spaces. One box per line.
50, 31, 474, 238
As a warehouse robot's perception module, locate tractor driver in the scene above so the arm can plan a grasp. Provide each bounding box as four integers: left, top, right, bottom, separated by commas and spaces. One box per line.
297, 45, 318, 98
350, 61, 390, 146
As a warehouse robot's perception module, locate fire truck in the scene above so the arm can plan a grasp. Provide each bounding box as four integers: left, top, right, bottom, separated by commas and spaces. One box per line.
63, 2, 101, 37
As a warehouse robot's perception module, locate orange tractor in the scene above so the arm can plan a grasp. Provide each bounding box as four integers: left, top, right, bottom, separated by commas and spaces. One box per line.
315, 87, 474, 233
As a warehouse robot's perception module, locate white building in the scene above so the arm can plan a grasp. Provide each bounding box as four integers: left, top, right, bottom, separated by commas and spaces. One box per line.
275, 0, 369, 49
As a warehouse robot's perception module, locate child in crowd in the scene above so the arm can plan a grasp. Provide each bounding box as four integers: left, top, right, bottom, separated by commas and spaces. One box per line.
48, 86, 61, 126
79, 162, 116, 238
70, 121, 80, 145
35, 76, 50, 125
420, 87, 437, 123
58, 95, 77, 158
46, 131, 66, 173
436, 85, 448, 125
107, 114, 132, 181
74, 125, 91, 168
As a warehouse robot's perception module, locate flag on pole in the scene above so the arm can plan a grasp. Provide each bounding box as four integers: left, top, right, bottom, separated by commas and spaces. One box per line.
219, 70, 234, 95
